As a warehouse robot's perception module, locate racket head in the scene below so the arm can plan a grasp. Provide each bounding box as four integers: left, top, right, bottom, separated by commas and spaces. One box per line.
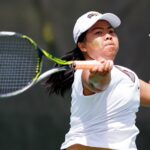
0, 31, 42, 98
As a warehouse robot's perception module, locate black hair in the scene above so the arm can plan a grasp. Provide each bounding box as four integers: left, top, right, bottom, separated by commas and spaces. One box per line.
44, 31, 87, 96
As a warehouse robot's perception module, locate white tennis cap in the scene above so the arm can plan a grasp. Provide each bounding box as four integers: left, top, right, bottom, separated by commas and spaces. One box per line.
73, 11, 121, 43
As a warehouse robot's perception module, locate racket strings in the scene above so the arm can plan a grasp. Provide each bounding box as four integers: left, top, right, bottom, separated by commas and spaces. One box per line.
0, 36, 40, 95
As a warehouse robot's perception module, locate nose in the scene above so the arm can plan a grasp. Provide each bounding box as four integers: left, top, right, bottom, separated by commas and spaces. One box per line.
105, 34, 112, 40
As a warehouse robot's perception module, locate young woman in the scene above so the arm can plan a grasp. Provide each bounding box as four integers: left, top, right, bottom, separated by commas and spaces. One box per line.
45, 11, 150, 150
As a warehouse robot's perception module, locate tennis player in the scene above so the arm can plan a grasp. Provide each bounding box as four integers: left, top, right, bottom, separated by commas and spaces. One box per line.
45, 11, 150, 150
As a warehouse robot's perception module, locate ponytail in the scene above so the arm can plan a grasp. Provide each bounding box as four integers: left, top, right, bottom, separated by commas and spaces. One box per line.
44, 47, 84, 96
44, 31, 86, 96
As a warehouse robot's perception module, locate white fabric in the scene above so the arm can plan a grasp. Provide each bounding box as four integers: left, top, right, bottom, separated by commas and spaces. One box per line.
73, 11, 121, 43
61, 66, 140, 150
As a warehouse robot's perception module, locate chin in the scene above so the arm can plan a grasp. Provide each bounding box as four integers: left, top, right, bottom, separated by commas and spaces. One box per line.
105, 54, 116, 60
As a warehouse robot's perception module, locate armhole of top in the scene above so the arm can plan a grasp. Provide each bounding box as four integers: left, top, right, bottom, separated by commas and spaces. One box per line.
115, 65, 136, 83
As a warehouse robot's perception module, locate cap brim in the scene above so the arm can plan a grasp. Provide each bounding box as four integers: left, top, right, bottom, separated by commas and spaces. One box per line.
100, 13, 121, 28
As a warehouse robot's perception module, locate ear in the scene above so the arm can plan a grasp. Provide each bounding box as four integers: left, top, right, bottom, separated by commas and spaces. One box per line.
77, 42, 87, 52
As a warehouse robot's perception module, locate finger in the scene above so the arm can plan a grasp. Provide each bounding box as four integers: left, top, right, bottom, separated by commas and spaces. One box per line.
90, 65, 99, 73
103, 60, 113, 72
109, 60, 114, 70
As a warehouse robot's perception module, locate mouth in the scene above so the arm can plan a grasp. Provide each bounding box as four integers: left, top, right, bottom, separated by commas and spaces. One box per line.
104, 43, 115, 48
105, 42, 114, 46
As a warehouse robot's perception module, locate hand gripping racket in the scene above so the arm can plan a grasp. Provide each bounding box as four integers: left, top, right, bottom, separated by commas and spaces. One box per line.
0, 31, 101, 98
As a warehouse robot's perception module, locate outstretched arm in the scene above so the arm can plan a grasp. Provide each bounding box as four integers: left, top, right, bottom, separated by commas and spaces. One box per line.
140, 79, 150, 106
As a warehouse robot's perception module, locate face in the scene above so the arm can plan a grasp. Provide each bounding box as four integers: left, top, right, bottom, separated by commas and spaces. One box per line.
78, 20, 119, 61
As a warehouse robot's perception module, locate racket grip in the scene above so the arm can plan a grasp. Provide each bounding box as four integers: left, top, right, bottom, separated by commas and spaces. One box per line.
72, 60, 102, 69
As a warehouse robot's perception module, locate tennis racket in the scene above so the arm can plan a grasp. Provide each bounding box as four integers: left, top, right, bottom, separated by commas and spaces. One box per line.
0, 31, 101, 98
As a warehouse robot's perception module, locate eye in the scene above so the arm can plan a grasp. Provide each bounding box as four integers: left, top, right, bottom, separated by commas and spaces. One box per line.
109, 29, 115, 34
96, 31, 102, 35
94, 30, 103, 35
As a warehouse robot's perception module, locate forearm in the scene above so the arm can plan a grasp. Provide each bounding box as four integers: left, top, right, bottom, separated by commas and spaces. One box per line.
82, 69, 111, 94
82, 60, 113, 94
89, 72, 111, 91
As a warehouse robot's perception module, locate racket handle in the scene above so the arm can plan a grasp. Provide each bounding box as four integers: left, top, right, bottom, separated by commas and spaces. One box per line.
72, 60, 102, 69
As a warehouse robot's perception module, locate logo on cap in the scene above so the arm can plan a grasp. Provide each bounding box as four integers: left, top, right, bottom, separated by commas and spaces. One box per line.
87, 12, 99, 18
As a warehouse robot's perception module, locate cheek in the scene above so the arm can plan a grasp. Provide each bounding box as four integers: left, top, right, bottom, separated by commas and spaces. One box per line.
88, 38, 103, 49
115, 38, 119, 50
85, 39, 104, 60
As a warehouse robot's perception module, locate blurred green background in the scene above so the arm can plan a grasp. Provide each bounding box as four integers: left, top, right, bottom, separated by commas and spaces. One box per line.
0, 0, 150, 149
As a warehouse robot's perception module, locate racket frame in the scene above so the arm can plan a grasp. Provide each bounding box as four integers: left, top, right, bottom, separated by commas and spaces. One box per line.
0, 31, 103, 98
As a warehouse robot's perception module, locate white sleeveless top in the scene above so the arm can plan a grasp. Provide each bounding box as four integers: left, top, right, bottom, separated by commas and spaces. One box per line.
61, 66, 140, 150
